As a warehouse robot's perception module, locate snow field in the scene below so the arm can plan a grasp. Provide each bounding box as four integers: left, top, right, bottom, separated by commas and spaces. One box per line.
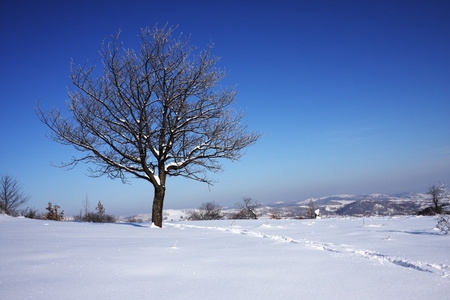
1, 215, 449, 299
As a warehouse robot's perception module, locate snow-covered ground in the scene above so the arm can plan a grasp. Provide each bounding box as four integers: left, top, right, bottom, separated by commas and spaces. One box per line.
1, 215, 449, 299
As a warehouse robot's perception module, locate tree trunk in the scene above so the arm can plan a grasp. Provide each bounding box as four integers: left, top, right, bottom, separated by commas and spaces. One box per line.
152, 185, 165, 227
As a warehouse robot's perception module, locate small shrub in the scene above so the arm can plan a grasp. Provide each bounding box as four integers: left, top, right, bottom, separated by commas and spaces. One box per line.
96, 201, 105, 215
21, 207, 43, 219
187, 201, 223, 220
436, 215, 450, 234
74, 200, 116, 223
45, 202, 64, 221
186, 210, 201, 220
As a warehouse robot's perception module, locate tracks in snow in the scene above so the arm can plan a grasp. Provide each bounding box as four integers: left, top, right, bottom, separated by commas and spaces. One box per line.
169, 223, 450, 279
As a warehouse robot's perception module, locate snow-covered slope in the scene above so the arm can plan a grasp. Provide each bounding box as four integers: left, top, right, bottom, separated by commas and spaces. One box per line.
1, 215, 449, 299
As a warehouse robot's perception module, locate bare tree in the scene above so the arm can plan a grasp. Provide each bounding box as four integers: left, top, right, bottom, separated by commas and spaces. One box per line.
232, 197, 260, 219
305, 200, 317, 219
428, 184, 444, 214
36, 25, 260, 227
0, 175, 30, 215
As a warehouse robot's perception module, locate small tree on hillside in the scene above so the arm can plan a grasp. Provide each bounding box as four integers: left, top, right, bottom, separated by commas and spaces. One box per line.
428, 184, 445, 214
36, 25, 260, 227
305, 200, 317, 219
0, 175, 30, 216
96, 201, 105, 215
45, 202, 64, 221
92, 201, 116, 223
232, 197, 260, 219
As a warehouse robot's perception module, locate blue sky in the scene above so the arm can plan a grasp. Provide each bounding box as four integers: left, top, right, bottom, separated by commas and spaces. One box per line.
1, 0, 449, 216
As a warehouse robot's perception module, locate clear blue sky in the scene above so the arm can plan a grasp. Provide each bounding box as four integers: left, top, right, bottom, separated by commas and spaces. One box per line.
1, 0, 449, 216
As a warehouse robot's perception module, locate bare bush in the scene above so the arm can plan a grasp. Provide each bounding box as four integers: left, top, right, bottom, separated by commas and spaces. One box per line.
21, 207, 42, 219
436, 215, 450, 234
187, 201, 223, 220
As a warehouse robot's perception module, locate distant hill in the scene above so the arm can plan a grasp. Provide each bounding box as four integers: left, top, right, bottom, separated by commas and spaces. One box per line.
260, 193, 432, 217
